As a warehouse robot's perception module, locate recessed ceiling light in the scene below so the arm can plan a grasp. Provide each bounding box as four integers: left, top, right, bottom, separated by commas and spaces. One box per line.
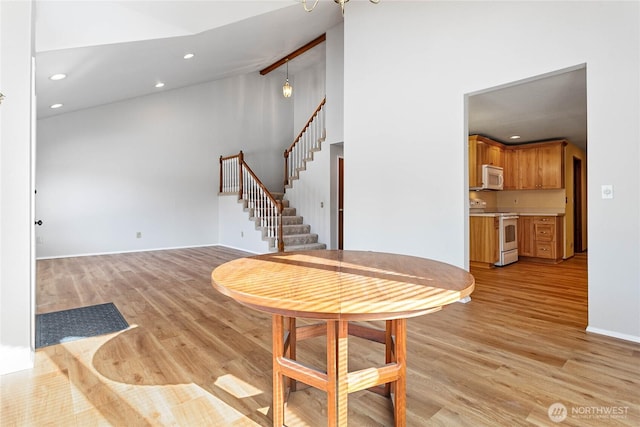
183, 53, 195, 60
50, 103, 63, 109
49, 73, 67, 81
155, 82, 165, 88
509, 135, 521, 140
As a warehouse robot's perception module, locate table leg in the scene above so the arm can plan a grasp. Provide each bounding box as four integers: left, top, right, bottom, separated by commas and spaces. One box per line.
286, 317, 297, 392
337, 320, 349, 426
272, 315, 285, 427
326, 319, 349, 427
384, 319, 393, 397
394, 318, 407, 427
326, 320, 337, 425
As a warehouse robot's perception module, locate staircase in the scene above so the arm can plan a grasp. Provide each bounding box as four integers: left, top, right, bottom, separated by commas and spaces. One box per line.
276, 194, 326, 251
219, 98, 327, 252
248, 193, 326, 252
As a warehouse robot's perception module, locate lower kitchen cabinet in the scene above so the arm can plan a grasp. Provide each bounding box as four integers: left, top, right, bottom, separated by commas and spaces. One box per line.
518, 216, 535, 257
470, 216, 499, 266
518, 215, 563, 262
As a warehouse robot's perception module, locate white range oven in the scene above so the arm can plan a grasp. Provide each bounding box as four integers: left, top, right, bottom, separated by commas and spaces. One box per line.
495, 213, 518, 266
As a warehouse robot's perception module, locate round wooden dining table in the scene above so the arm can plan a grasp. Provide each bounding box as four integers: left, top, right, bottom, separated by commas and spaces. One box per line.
211, 250, 475, 427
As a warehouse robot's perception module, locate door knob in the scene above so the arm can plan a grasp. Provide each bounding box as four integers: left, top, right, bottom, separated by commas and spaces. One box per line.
35, 220, 43, 226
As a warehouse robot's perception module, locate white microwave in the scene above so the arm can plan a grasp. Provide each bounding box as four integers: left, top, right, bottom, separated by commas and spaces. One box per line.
475, 164, 504, 190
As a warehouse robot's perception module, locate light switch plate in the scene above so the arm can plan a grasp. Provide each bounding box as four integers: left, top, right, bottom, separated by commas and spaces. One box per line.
601, 184, 614, 199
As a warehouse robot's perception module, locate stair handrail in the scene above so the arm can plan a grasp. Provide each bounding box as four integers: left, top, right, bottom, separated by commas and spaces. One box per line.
284, 97, 326, 188
219, 151, 284, 252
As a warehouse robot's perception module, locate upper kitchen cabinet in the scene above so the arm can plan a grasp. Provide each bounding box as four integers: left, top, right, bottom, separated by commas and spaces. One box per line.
469, 135, 504, 188
503, 148, 519, 190
517, 140, 566, 189
468, 135, 567, 190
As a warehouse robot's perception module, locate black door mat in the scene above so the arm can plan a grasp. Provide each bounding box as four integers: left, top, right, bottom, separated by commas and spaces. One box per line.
36, 302, 129, 348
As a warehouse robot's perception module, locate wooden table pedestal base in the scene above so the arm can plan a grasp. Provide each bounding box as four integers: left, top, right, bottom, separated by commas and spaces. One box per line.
271, 315, 407, 427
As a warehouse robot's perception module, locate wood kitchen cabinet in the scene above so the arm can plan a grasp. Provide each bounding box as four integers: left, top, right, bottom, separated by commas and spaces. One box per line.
503, 148, 519, 190
517, 216, 535, 257
469, 135, 504, 188
470, 216, 499, 266
516, 140, 565, 189
518, 215, 563, 262
468, 136, 565, 190
480, 143, 503, 168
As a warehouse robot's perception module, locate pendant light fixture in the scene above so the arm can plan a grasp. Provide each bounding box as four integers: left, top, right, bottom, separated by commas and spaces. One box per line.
302, 0, 380, 15
282, 59, 292, 98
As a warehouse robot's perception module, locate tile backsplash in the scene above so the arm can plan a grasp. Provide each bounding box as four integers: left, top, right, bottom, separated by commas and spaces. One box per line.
497, 189, 566, 212
470, 189, 566, 213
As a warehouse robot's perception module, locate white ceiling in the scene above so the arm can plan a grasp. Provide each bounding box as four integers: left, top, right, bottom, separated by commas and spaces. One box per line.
468, 66, 588, 152
34, 1, 588, 152
35, 1, 341, 119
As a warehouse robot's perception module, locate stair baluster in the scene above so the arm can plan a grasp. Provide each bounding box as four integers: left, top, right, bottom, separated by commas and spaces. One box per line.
284, 98, 326, 189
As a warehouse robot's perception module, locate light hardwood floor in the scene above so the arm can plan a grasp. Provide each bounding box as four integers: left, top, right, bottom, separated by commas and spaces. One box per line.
1, 247, 638, 426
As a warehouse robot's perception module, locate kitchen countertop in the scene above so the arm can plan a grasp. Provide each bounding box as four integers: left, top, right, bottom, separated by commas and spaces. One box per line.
470, 212, 565, 217
515, 212, 565, 217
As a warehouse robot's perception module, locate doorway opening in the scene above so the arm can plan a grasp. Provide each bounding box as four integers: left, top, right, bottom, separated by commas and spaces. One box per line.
465, 64, 588, 323
467, 64, 588, 257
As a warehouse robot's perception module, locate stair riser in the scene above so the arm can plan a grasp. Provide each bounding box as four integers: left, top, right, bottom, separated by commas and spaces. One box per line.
283, 234, 319, 246
253, 217, 303, 227
283, 225, 311, 235
282, 207, 296, 216
282, 216, 303, 225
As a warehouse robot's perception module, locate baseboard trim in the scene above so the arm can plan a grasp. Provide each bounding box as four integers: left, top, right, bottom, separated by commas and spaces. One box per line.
36, 243, 221, 260
585, 326, 640, 344
216, 244, 261, 255
0, 345, 34, 375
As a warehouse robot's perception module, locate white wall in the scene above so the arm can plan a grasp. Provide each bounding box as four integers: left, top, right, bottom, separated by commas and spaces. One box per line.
0, 0, 35, 374
36, 72, 292, 258
344, 1, 640, 341
218, 194, 269, 254
325, 23, 345, 249
325, 23, 344, 146
292, 57, 326, 141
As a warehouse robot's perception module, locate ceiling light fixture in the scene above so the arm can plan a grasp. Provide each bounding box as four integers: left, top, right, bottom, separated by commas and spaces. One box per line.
183, 53, 195, 60
49, 73, 67, 81
50, 103, 63, 109
302, 0, 380, 15
155, 82, 165, 88
282, 59, 292, 98
509, 135, 521, 140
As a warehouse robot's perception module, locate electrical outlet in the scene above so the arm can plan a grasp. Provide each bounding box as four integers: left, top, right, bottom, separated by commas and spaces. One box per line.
136, 232, 142, 238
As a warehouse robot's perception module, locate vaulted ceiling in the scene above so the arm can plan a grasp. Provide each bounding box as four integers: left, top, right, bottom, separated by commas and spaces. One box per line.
35, 1, 587, 152
35, 1, 341, 119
